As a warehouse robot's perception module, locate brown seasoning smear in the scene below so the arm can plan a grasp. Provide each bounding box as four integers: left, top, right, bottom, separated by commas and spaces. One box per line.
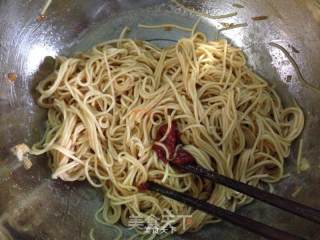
36, 15, 47, 22
252, 16, 269, 21
7, 72, 17, 82
164, 26, 173, 32
289, 45, 300, 53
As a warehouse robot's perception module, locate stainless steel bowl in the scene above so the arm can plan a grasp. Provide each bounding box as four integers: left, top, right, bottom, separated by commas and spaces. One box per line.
1, 1, 320, 239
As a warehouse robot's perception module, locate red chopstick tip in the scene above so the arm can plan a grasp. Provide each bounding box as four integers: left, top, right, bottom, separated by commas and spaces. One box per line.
138, 182, 150, 192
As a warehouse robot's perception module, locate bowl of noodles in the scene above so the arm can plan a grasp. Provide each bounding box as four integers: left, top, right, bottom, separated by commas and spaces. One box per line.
1, 1, 320, 240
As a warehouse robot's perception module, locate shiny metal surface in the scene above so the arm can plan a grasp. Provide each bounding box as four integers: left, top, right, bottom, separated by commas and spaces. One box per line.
1, 0, 320, 239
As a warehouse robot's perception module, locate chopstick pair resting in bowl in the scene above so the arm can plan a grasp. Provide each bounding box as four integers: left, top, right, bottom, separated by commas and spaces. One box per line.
139, 121, 320, 240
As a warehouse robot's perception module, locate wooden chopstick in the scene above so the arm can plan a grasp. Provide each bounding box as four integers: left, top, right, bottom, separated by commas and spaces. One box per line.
171, 163, 320, 224
145, 181, 306, 240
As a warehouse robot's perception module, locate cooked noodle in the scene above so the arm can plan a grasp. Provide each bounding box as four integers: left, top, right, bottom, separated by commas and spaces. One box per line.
219, 23, 248, 32
90, 207, 123, 240
138, 24, 193, 32
297, 139, 304, 174
30, 26, 304, 235
40, 0, 52, 16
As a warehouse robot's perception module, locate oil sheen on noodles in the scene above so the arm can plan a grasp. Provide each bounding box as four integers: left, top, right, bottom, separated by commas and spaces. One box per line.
30, 27, 304, 236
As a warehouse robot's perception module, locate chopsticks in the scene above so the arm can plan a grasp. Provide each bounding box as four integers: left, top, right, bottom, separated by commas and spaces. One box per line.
147, 121, 319, 239
171, 163, 320, 224
141, 162, 320, 240
145, 181, 305, 240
